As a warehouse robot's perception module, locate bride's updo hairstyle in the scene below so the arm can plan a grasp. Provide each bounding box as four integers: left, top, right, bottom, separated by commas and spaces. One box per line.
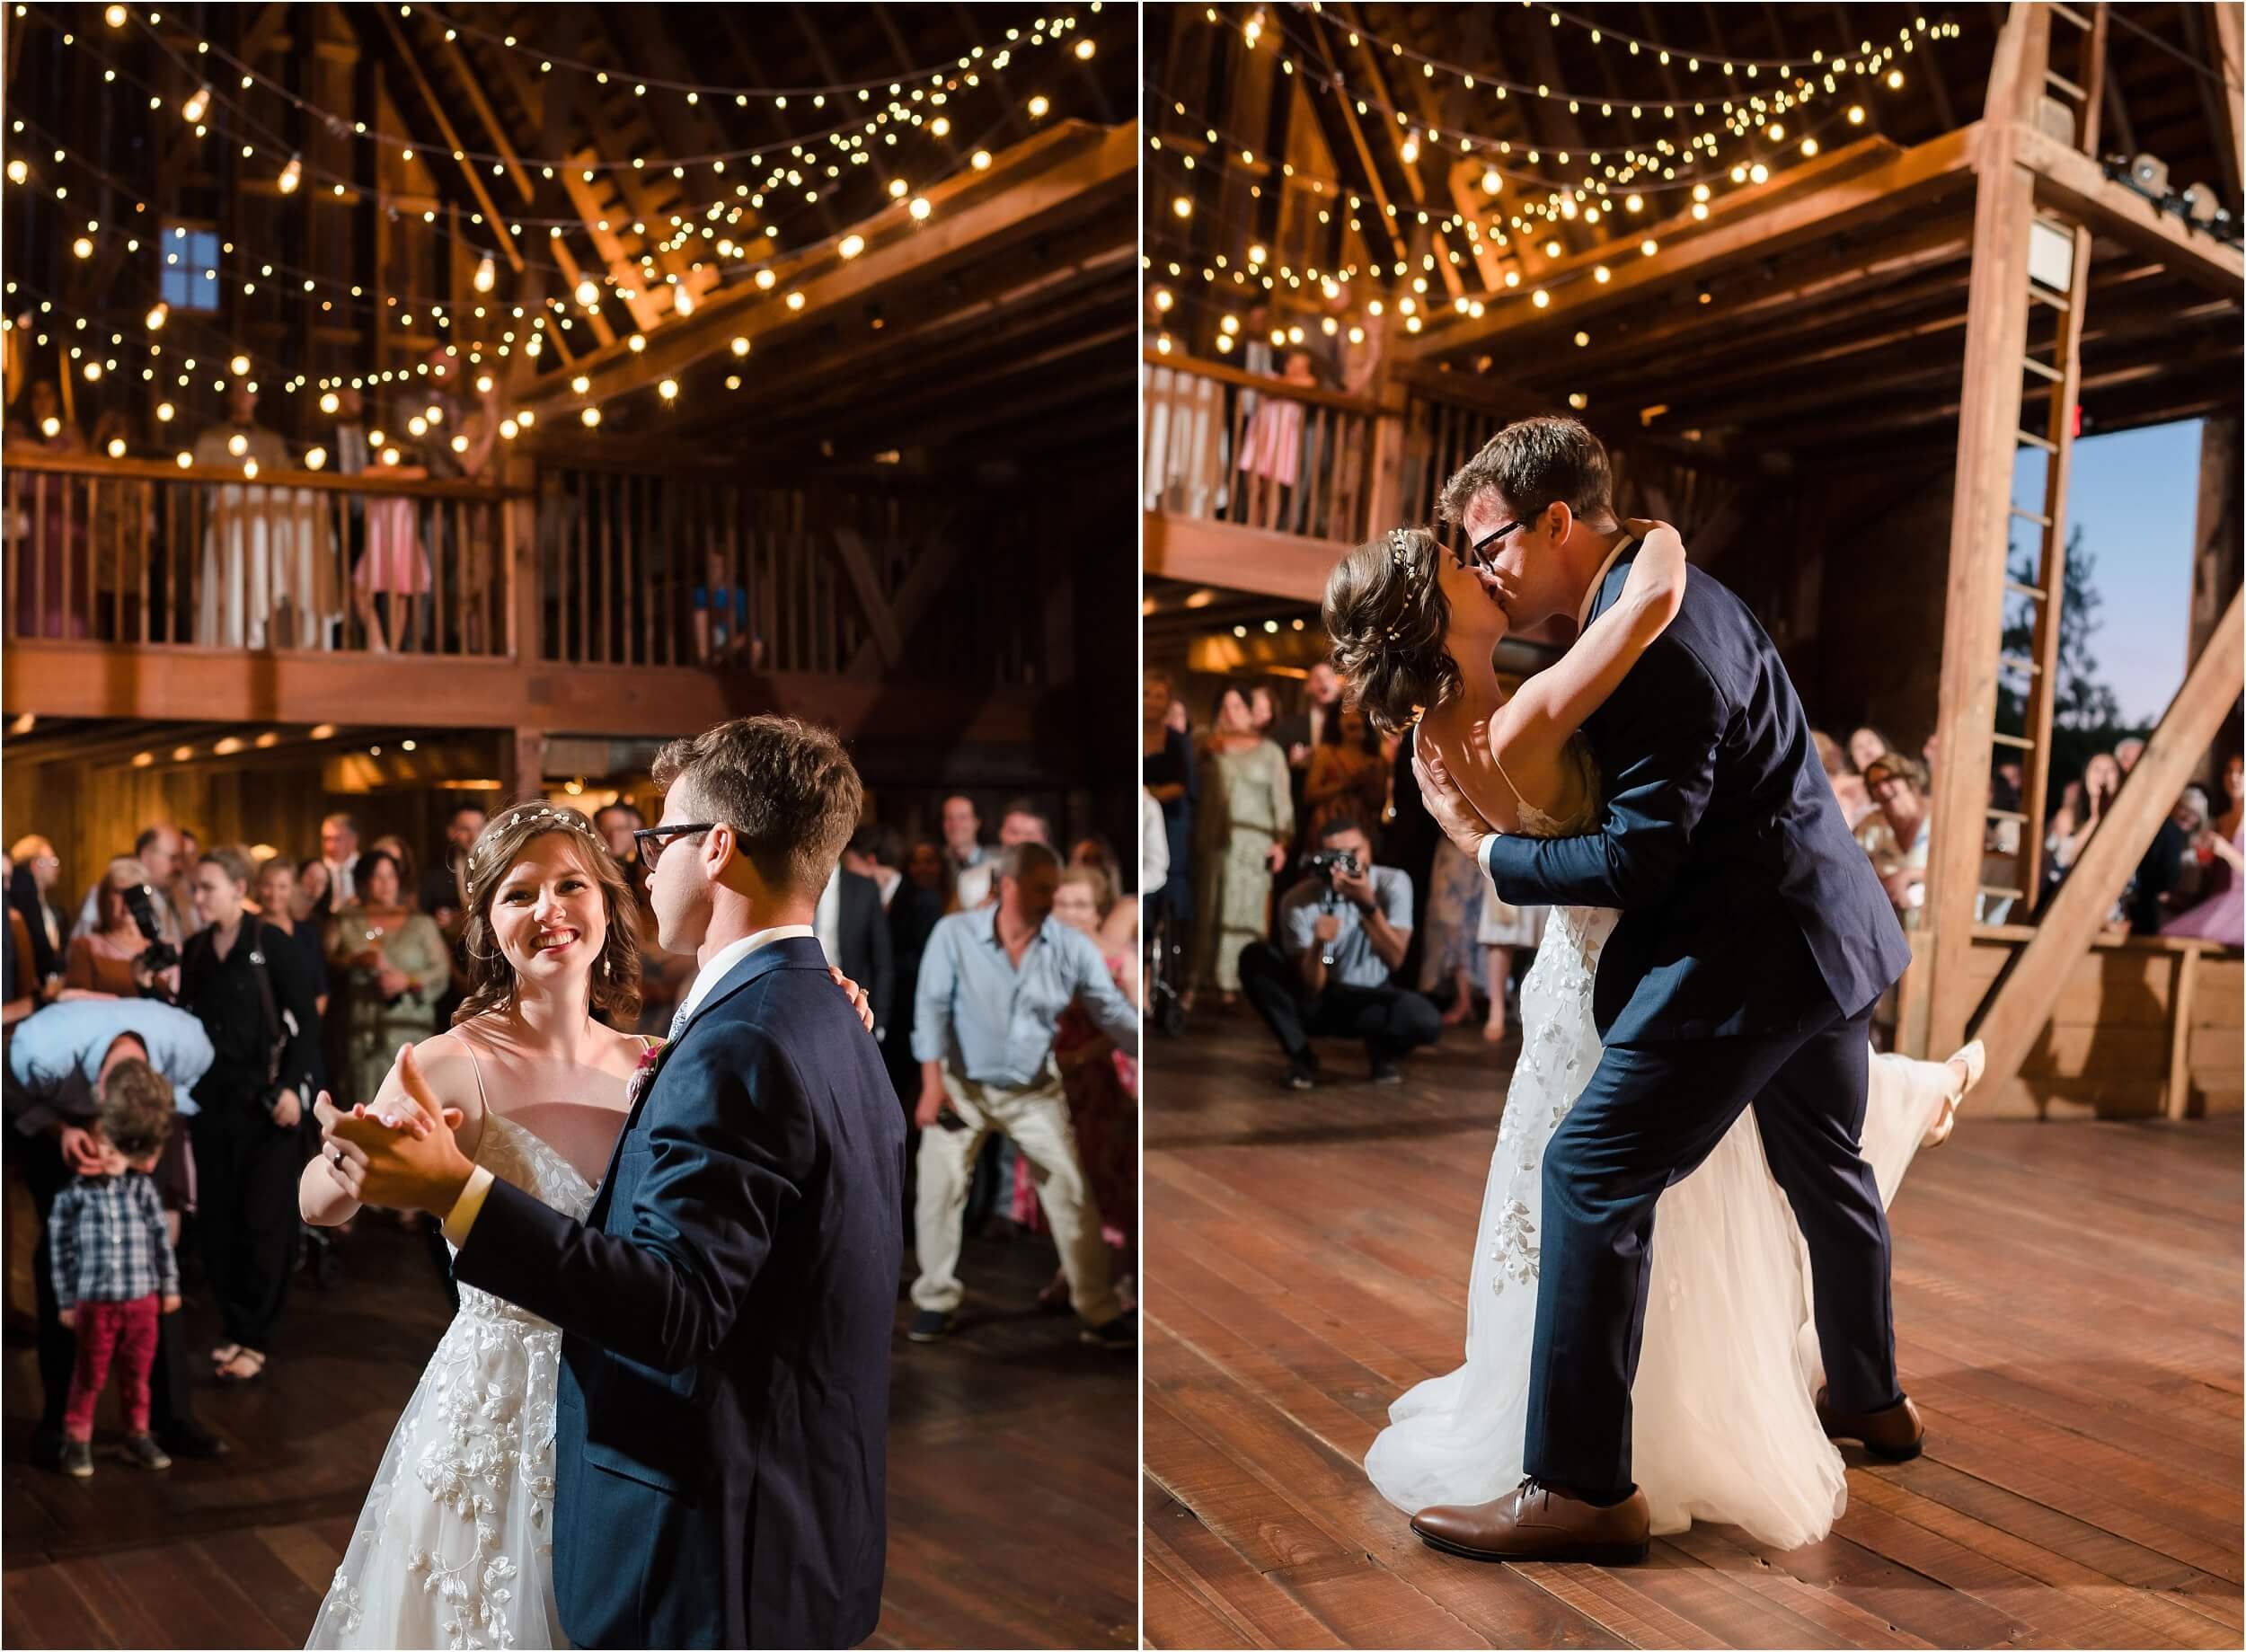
1322, 526, 1458, 736
451, 801, 642, 1027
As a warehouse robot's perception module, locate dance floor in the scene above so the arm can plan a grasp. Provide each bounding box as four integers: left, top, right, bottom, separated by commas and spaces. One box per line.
1143, 1009, 2244, 1649
3, 1216, 1136, 1649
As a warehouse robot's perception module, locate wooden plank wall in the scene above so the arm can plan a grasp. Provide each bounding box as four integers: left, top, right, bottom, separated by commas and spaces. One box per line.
1956, 934, 2243, 1118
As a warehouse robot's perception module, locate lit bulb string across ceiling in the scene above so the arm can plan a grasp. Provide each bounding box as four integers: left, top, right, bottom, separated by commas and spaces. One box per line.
412, 0, 1101, 104
1243, 4, 1941, 190
52, 5, 1068, 269
7, 114, 1026, 411
119, 4, 1092, 176
13, 31, 1041, 331
1144, 71, 1871, 223
5, 104, 1009, 335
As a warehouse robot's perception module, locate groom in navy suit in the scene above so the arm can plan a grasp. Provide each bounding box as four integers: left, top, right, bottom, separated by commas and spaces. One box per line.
1410, 418, 1915, 1563
329, 716, 906, 1647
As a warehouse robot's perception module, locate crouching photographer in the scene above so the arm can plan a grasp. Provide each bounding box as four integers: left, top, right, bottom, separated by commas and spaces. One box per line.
160, 846, 319, 1385
1237, 818, 1440, 1090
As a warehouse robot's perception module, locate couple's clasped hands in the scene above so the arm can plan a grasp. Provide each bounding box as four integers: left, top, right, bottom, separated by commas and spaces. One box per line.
316, 965, 880, 1214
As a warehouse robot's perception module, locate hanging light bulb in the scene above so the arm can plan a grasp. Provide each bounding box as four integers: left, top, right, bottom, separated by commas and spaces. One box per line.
516, 409, 535, 428
659, 378, 678, 402
425, 403, 443, 425
1151, 288, 1173, 313
175, 450, 192, 468
730, 336, 750, 357
243, 457, 260, 480
499, 418, 519, 440
230, 354, 250, 375
474, 375, 493, 395
103, 3, 128, 25
181, 86, 210, 124
381, 446, 401, 465
83, 360, 102, 382
278, 155, 302, 194
1172, 196, 1192, 219
146, 302, 168, 331
304, 446, 328, 470
156, 401, 175, 421
580, 406, 601, 427
106, 437, 127, 458
72, 235, 93, 260
971, 150, 992, 171
367, 428, 385, 447
839, 234, 866, 259
785, 292, 805, 311
473, 252, 495, 293
674, 286, 694, 317
570, 375, 590, 394
755, 269, 776, 289
1481, 168, 1501, 194
1074, 38, 1095, 59
5, 159, 25, 185
908, 197, 930, 222
1027, 95, 1050, 119
627, 333, 646, 353
408, 415, 429, 437
576, 278, 600, 307
40, 417, 61, 438
450, 433, 470, 454
227, 433, 249, 457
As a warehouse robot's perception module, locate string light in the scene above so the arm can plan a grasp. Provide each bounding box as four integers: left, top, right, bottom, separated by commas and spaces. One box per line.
304, 446, 327, 470
473, 252, 496, 292
277, 154, 300, 193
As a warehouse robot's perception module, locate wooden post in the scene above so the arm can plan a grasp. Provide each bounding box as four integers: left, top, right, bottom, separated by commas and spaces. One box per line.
2166, 943, 2201, 1121
2190, 414, 2243, 782
1922, 173, 2041, 1051
1361, 376, 1411, 537
501, 728, 546, 808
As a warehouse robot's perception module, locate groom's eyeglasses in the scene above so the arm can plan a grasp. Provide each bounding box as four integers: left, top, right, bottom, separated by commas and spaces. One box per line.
1464, 517, 1530, 568
632, 825, 713, 868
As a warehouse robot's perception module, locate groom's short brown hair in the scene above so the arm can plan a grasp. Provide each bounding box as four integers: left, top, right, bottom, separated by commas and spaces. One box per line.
1437, 415, 1614, 529
652, 716, 863, 897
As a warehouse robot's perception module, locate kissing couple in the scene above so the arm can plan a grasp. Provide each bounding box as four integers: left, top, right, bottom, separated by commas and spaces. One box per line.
303, 715, 905, 1649
1326, 417, 1985, 1558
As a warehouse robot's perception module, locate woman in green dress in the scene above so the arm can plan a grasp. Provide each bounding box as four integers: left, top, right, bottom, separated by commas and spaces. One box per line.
1190, 684, 1294, 1008
326, 848, 449, 1106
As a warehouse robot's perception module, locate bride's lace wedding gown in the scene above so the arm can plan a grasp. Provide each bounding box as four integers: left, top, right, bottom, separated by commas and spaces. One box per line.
1365, 746, 1953, 1548
308, 1110, 591, 1649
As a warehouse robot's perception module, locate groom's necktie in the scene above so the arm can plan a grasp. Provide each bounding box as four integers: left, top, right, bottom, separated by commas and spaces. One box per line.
668, 1000, 694, 1042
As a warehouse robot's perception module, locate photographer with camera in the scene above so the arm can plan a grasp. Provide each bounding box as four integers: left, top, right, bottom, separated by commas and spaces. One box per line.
65, 857, 175, 996
1238, 817, 1440, 1091
171, 846, 320, 1385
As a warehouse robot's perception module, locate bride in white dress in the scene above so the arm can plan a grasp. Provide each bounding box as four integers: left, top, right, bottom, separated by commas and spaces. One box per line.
1326, 526, 1978, 1548
299, 802, 666, 1648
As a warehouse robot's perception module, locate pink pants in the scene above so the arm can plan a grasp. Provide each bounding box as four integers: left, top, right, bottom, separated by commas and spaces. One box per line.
63, 1295, 161, 1441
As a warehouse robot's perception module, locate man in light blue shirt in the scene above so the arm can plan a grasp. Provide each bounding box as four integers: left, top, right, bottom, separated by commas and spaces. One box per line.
907, 841, 1138, 1348
1238, 817, 1441, 1090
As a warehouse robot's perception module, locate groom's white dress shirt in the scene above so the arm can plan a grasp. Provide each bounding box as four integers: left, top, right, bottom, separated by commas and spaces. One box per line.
441, 923, 818, 1245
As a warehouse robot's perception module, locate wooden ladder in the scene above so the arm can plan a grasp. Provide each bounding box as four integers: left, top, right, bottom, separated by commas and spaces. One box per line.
1976, 3, 2109, 916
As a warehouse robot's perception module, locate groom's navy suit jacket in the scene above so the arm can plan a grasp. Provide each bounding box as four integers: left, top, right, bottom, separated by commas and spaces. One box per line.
1484, 543, 1910, 1043
455, 937, 906, 1649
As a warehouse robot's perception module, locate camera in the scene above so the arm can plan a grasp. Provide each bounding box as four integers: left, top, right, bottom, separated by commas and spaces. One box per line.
1300, 848, 1363, 880
121, 883, 179, 975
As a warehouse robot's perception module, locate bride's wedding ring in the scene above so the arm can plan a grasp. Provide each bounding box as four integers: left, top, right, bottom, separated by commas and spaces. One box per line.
330, 1144, 347, 1168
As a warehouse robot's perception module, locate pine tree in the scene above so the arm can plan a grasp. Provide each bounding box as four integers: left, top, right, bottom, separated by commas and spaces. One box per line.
1999, 524, 2136, 793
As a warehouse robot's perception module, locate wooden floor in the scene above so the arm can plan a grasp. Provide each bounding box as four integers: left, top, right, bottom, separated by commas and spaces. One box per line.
4, 1216, 1136, 1649
1143, 1008, 2244, 1649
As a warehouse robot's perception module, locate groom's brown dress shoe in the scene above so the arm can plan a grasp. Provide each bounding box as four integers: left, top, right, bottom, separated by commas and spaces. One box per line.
1816, 1391, 1925, 1462
1410, 1479, 1651, 1565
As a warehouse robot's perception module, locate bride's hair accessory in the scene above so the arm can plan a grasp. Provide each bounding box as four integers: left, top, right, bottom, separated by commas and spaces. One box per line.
1381, 528, 1418, 643
462, 801, 603, 906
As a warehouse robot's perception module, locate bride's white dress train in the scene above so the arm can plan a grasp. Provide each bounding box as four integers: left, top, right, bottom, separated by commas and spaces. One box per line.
1364, 902, 1952, 1548
308, 1113, 590, 1649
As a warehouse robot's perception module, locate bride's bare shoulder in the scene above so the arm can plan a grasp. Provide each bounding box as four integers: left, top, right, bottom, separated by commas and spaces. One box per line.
590, 1020, 655, 1079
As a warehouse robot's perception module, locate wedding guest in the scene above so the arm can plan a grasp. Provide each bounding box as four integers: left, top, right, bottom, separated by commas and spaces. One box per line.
906, 842, 1139, 1347
177, 846, 319, 1385
843, 825, 905, 911
1007, 864, 1138, 1312
354, 441, 432, 652
1143, 669, 1197, 990
1273, 660, 1346, 813
320, 813, 361, 907
7, 998, 223, 1466
1419, 836, 1486, 1028
294, 856, 333, 924
957, 800, 1051, 911
47, 1064, 181, 1477
941, 795, 986, 881
2168, 788, 2214, 906
886, 840, 953, 1118
2044, 752, 2121, 908
1864, 754, 1932, 927
326, 848, 448, 1107
1846, 726, 1893, 776
1236, 347, 1317, 529
2115, 736, 2146, 774
254, 856, 330, 1099
1812, 729, 1878, 831
1190, 685, 1292, 1010
2127, 788, 2193, 936
420, 803, 488, 917
1238, 817, 1437, 1089
594, 801, 644, 872
2166, 754, 2245, 946
1249, 685, 1278, 742
171, 830, 207, 938
9, 836, 68, 1004
368, 835, 419, 903
72, 826, 184, 943
1302, 702, 1388, 852
191, 380, 296, 648
815, 857, 895, 1045
1476, 880, 1547, 1045
64, 858, 159, 996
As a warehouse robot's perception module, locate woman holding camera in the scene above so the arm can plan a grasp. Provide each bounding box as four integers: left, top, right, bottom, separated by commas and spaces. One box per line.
179, 845, 319, 1384
65, 857, 159, 996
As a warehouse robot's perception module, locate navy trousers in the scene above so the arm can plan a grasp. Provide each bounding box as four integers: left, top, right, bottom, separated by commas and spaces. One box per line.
1523, 997, 1899, 1499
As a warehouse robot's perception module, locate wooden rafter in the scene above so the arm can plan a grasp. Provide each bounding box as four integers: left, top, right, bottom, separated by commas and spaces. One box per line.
377, 8, 524, 270
430, 26, 535, 206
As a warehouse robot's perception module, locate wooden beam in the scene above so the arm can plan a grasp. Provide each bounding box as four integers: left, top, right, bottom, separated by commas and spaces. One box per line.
2166, 943, 2203, 1121
1966, 586, 2244, 1094
844, 523, 964, 677
2212, 4, 2245, 207
1307, 19, 1409, 267
377, 9, 524, 270
2015, 124, 2246, 297
1923, 40, 2043, 1059
523, 122, 1135, 414
1144, 513, 1355, 606
0, 641, 1054, 747
832, 528, 905, 667
1393, 128, 1980, 362
430, 26, 535, 205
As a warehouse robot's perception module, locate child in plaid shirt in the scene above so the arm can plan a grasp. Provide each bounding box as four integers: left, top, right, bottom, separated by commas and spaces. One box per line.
49, 1061, 182, 1477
